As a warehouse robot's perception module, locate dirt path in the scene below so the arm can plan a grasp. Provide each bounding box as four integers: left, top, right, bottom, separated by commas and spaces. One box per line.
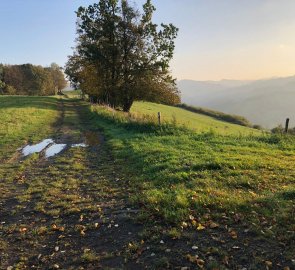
1, 99, 293, 270
0, 99, 146, 269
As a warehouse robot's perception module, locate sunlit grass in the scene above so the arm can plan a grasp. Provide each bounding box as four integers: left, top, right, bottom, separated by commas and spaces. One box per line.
131, 101, 261, 136
0, 96, 60, 160
91, 104, 295, 243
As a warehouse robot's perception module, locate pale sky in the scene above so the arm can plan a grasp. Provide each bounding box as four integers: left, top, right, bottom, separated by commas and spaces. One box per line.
1, 0, 295, 81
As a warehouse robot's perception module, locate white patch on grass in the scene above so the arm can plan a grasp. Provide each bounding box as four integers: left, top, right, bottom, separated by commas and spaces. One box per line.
22, 139, 54, 156
71, 143, 87, 148
45, 144, 67, 158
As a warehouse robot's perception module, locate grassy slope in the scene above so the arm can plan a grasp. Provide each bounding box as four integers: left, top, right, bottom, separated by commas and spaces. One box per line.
0, 96, 60, 160
91, 105, 295, 257
0, 97, 294, 265
131, 101, 261, 136
0, 96, 61, 218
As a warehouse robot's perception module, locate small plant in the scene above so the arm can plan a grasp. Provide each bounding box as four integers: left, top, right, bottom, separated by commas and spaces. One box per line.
81, 250, 100, 263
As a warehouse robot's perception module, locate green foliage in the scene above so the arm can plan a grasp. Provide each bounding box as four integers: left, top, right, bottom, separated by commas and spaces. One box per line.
66, 0, 179, 111
0, 63, 66, 96
49, 62, 67, 94
177, 103, 253, 127
5, 85, 16, 95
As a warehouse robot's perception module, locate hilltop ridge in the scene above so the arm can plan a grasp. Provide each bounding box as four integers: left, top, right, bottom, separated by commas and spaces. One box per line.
179, 75, 295, 128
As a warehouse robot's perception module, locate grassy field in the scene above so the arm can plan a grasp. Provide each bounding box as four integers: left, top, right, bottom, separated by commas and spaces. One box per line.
1, 96, 294, 269
63, 89, 82, 99
131, 101, 261, 136
91, 104, 295, 264
0, 96, 60, 161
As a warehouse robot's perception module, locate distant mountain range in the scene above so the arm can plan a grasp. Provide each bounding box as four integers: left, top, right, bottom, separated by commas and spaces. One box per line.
178, 76, 295, 129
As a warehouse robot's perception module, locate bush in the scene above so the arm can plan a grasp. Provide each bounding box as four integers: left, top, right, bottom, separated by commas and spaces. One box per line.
176, 103, 252, 127
5, 85, 17, 95
271, 124, 284, 134
253, 124, 263, 130
272, 124, 295, 135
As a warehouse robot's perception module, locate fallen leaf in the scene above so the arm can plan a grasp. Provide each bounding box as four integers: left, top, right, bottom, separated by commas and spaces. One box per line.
196, 258, 205, 268
189, 215, 195, 221
181, 222, 188, 228
222, 255, 229, 265
186, 254, 196, 263
229, 230, 238, 239
19, 227, 28, 233
197, 224, 205, 231
209, 221, 219, 229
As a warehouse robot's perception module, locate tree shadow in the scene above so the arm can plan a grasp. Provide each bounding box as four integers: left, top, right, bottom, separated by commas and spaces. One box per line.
0, 96, 62, 110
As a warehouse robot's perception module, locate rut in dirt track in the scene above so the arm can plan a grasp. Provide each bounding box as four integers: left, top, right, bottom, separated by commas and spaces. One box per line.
0, 100, 145, 269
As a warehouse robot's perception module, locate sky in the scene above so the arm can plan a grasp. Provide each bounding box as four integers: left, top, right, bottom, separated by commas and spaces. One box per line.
1, 0, 295, 81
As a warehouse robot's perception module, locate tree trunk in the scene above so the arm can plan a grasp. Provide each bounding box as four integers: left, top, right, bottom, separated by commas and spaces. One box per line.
123, 98, 133, 112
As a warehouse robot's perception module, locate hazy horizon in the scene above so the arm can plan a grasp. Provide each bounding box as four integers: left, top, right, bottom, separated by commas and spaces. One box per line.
179, 75, 295, 128
1, 0, 295, 81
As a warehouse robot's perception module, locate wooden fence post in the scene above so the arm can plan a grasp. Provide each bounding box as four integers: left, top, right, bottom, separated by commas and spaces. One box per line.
158, 112, 161, 125
285, 118, 290, 133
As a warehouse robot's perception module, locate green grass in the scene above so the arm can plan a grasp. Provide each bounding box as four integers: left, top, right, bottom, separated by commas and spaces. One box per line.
63, 89, 82, 99
131, 101, 261, 136
177, 103, 253, 127
0, 96, 294, 265
91, 104, 295, 245
0, 96, 60, 160
0, 96, 62, 220
0, 97, 129, 268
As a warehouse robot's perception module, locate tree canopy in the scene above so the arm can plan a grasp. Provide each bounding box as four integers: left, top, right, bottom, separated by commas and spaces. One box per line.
0, 63, 67, 96
65, 0, 180, 112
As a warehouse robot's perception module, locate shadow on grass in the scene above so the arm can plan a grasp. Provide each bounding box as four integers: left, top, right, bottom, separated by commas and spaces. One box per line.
0, 96, 60, 110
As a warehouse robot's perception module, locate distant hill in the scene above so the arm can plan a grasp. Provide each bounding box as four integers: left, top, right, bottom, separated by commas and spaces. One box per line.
178, 76, 295, 128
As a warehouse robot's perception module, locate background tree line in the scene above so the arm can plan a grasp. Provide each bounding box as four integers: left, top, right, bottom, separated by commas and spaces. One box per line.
65, 0, 180, 112
0, 63, 67, 96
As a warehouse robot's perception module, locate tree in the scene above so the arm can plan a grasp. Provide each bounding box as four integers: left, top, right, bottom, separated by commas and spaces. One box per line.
0, 63, 67, 96
66, 0, 180, 111
0, 64, 5, 94
49, 63, 67, 95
